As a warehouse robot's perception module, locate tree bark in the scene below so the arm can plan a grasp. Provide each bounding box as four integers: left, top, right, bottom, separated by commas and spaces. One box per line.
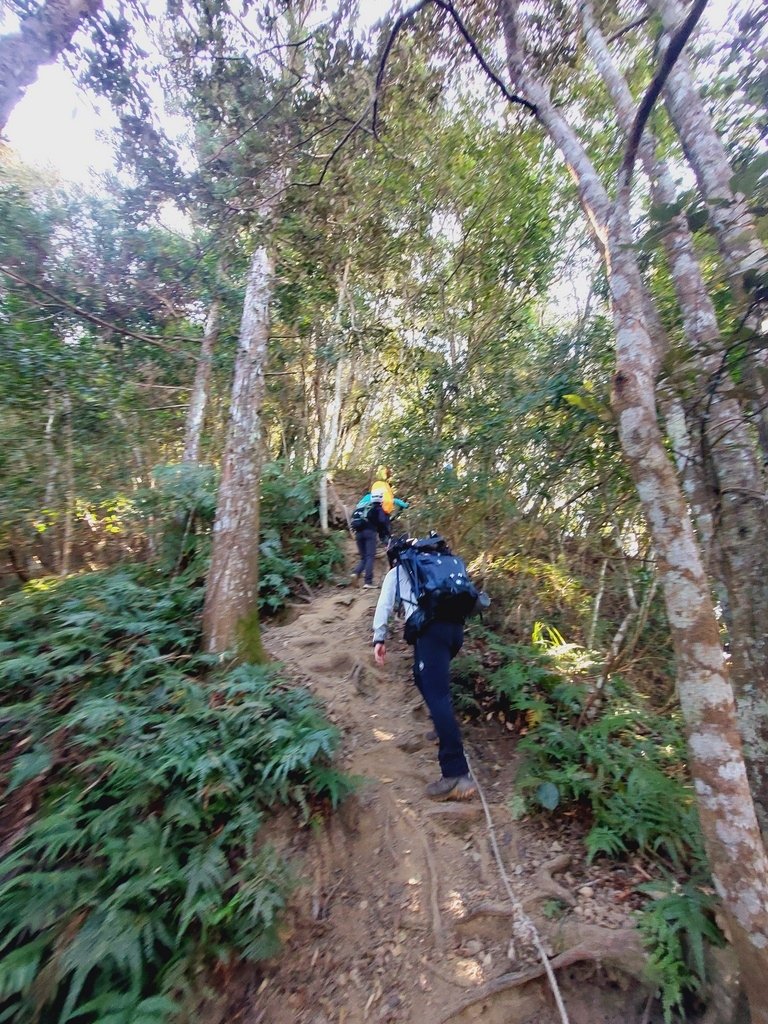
0, 0, 102, 132
319, 261, 352, 533
182, 294, 221, 464
202, 246, 273, 658
645, 0, 768, 298
60, 391, 74, 576
608, 187, 768, 1022
582, 0, 768, 831
500, 1, 768, 1013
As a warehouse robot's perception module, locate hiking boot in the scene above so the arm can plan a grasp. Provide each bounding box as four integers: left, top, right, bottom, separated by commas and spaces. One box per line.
425, 774, 476, 801
362, 583, 377, 590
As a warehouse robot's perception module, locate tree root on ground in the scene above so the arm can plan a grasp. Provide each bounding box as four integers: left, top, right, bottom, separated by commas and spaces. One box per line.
438, 923, 649, 1023
458, 853, 575, 930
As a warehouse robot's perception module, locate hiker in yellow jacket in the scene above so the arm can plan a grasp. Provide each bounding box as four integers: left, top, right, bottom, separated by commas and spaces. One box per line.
371, 466, 395, 515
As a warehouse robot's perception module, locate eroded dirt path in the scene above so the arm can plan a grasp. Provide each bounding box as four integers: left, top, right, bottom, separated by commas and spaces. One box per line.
246, 546, 652, 1024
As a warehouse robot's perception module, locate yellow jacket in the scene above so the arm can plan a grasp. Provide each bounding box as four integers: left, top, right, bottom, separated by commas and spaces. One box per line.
371, 479, 395, 515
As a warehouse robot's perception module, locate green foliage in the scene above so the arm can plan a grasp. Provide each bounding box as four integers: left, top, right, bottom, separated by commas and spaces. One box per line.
460, 629, 703, 868
137, 461, 343, 610
258, 462, 344, 606
0, 565, 354, 1024
636, 878, 725, 1022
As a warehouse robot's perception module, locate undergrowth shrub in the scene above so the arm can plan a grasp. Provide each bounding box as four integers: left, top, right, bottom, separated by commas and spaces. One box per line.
139, 461, 343, 612
453, 625, 723, 1019
0, 566, 354, 1024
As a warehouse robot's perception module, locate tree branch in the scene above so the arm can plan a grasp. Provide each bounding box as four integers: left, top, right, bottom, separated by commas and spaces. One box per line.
620, 0, 708, 184
373, 0, 536, 139
0, 265, 199, 361
606, 14, 650, 45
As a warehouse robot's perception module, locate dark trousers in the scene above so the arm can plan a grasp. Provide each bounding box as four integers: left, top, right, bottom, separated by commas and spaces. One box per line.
413, 620, 468, 778
353, 528, 378, 584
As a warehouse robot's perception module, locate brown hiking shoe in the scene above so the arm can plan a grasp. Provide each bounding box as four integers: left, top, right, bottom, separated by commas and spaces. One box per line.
425, 774, 477, 801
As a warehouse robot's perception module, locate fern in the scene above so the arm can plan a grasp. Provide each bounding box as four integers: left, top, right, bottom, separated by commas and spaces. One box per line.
0, 565, 354, 1024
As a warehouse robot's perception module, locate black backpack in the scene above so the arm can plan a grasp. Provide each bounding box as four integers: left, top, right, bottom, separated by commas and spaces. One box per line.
350, 498, 375, 533
395, 535, 481, 640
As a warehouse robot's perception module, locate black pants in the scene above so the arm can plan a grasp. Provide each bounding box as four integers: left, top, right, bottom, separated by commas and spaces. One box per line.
413, 620, 468, 778
353, 528, 377, 584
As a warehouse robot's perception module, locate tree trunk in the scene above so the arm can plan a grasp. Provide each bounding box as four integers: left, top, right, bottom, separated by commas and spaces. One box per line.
0, 0, 102, 131
645, 0, 768, 456
608, 188, 768, 1022
500, 1, 768, 1012
40, 391, 59, 572
60, 391, 74, 576
202, 246, 273, 659
319, 261, 352, 532
645, 0, 768, 298
582, 0, 768, 831
183, 294, 221, 464
318, 355, 346, 533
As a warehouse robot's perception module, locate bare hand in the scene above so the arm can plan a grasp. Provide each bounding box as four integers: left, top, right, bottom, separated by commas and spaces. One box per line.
374, 642, 386, 666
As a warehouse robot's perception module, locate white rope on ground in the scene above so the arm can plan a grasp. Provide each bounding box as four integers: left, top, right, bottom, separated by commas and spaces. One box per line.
464, 751, 572, 1024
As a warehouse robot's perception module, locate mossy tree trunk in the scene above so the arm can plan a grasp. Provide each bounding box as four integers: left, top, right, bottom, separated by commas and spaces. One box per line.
202, 246, 273, 661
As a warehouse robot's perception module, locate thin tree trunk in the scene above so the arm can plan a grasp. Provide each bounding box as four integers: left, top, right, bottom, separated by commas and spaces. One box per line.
587, 557, 608, 650
645, 0, 768, 298
319, 261, 352, 532
318, 355, 346, 533
202, 245, 273, 659
40, 391, 59, 572
582, 0, 768, 829
500, 2, 768, 1012
60, 391, 74, 576
0, 0, 102, 131
183, 294, 221, 463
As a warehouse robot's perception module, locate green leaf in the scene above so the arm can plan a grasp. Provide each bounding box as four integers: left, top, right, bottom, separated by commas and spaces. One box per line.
7, 745, 53, 793
730, 153, 768, 196
536, 782, 560, 810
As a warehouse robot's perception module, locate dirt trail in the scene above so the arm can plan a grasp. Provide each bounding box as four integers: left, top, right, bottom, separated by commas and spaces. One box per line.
247, 544, 654, 1024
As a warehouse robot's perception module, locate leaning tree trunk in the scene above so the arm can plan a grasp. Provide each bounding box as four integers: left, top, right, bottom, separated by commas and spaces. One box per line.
582, 0, 768, 832
499, 1, 768, 1013
0, 0, 102, 131
202, 246, 273, 659
182, 294, 221, 464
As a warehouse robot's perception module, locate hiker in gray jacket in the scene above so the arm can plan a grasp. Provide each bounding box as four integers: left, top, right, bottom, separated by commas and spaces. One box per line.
372, 538, 476, 802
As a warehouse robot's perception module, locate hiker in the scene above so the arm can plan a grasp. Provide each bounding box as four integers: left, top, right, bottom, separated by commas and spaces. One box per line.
371, 466, 396, 516
372, 535, 482, 801
350, 490, 391, 589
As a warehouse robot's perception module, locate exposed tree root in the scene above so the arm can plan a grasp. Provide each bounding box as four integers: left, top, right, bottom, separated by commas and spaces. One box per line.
530, 853, 576, 907
438, 925, 649, 1023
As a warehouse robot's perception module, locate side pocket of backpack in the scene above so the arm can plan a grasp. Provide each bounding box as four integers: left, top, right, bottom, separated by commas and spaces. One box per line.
403, 609, 426, 644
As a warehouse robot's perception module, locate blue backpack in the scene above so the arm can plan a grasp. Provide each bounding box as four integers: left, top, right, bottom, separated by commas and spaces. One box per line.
350, 495, 376, 532
395, 535, 481, 640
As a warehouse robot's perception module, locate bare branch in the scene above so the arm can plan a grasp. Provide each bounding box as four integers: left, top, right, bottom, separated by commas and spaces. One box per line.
620, 0, 708, 184
373, 0, 536, 139
606, 14, 650, 45
0, 265, 199, 361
